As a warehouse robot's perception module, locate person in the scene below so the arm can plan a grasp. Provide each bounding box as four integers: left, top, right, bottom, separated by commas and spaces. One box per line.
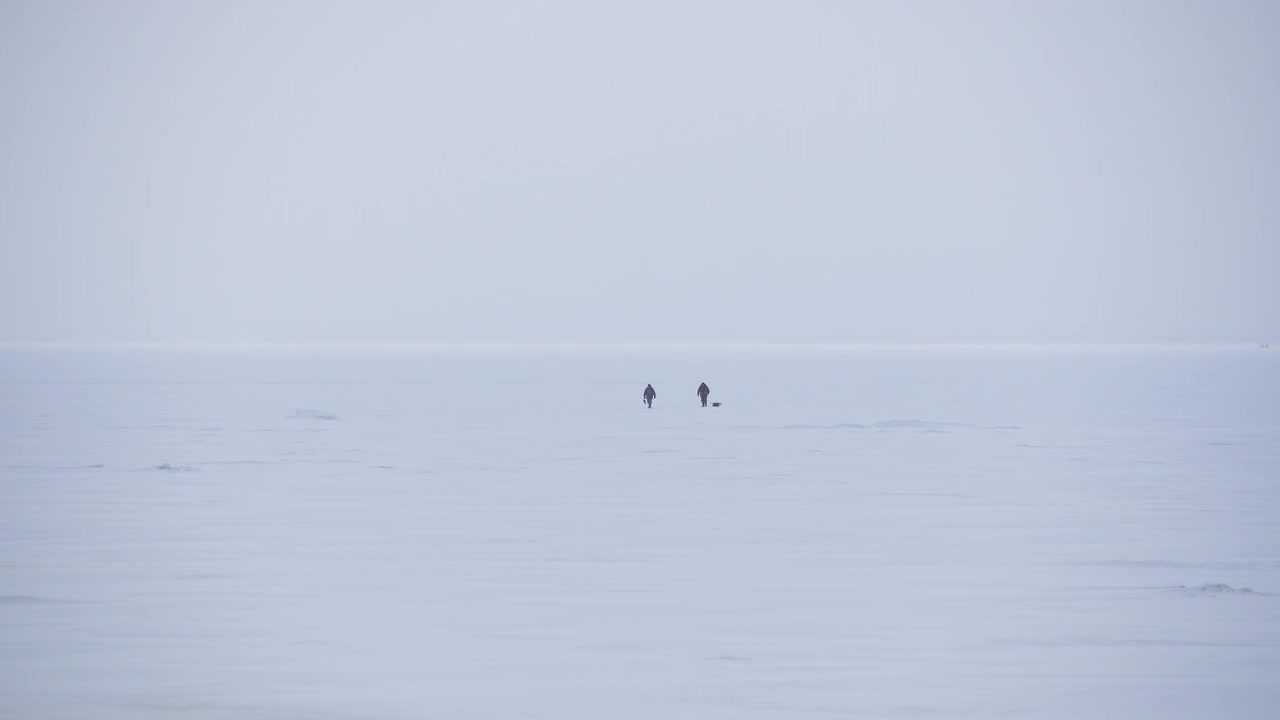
696, 382, 710, 407
643, 384, 656, 408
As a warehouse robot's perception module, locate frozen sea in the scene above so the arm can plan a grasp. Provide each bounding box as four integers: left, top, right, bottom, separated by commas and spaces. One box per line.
1, 345, 1278, 719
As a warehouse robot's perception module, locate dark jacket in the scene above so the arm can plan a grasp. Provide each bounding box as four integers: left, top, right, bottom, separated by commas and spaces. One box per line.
697, 383, 710, 397
643, 385, 656, 400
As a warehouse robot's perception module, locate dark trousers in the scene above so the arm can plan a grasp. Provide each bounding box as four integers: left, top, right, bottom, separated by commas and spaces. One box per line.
699, 394, 708, 407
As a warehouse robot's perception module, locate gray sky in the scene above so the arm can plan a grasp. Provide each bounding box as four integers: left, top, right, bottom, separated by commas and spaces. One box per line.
2, 1, 1277, 345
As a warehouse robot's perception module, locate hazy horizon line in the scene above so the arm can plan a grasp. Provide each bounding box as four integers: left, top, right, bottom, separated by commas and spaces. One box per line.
0, 341, 1271, 353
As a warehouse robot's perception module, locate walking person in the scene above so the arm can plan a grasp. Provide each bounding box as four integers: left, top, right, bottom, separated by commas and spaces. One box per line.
696, 382, 710, 407
643, 384, 656, 408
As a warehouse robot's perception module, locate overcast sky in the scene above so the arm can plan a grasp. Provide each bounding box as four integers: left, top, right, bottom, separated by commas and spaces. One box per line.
1, 1, 1276, 345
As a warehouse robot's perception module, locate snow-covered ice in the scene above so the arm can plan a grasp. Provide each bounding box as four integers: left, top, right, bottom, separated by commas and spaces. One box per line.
1, 345, 1278, 719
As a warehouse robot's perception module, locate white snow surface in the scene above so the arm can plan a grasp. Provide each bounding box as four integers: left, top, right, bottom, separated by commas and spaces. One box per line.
1, 345, 1278, 719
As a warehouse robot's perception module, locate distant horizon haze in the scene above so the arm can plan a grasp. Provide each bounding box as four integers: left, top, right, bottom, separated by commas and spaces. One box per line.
0, 341, 1269, 353
2, 1, 1277, 345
